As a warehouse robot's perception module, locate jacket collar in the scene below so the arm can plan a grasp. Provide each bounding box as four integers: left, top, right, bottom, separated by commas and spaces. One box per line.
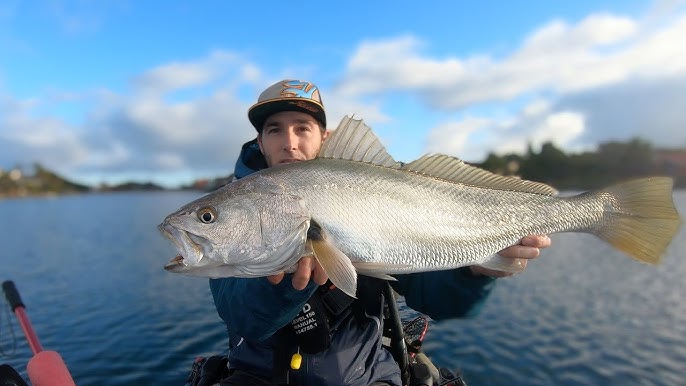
234, 138, 268, 179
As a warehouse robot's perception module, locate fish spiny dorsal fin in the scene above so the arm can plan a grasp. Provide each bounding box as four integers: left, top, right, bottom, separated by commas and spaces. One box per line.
402, 154, 558, 196
319, 116, 399, 168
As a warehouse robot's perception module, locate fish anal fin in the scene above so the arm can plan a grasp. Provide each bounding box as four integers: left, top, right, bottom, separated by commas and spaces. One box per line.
310, 239, 358, 298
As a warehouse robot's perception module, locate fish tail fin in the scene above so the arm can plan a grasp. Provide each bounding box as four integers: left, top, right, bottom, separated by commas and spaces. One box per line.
595, 177, 680, 264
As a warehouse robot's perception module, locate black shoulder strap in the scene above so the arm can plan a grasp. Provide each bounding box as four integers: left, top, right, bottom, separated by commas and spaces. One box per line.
381, 281, 411, 385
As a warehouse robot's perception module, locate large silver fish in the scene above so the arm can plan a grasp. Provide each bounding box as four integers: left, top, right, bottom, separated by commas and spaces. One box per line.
159, 116, 681, 297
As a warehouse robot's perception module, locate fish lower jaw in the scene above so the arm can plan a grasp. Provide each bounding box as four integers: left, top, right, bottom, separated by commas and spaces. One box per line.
164, 255, 186, 270
165, 250, 208, 268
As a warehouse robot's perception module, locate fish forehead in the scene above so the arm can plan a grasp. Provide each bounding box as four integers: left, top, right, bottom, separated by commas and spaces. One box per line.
165, 175, 285, 223
179, 174, 309, 243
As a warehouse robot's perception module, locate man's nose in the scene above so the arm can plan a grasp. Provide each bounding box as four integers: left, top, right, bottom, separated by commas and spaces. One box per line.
282, 130, 298, 150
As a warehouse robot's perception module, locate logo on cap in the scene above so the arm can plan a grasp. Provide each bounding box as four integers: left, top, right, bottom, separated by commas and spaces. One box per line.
280, 80, 319, 100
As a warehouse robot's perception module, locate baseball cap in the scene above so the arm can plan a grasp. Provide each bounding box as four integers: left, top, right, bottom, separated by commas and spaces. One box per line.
248, 79, 327, 131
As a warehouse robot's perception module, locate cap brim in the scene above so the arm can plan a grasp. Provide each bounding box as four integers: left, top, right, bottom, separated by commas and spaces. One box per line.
248, 99, 326, 131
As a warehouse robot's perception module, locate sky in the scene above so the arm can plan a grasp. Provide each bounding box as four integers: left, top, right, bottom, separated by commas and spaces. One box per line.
1, 0, 685, 188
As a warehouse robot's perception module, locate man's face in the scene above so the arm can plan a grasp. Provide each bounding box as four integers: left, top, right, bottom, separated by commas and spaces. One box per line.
257, 111, 328, 167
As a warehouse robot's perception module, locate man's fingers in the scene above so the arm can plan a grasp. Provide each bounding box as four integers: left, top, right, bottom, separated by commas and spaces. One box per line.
291, 256, 314, 290
497, 244, 541, 259
479, 235, 550, 277
470, 259, 528, 278
520, 234, 551, 248
497, 235, 551, 260
268, 256, 329, 289
267, 272, 285, 285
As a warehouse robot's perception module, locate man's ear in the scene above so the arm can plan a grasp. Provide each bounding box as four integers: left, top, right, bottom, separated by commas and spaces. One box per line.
321, 130, 330, 143
256, 134, 264, 153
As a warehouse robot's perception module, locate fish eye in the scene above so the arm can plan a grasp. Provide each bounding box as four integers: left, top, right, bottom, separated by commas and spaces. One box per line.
197, 207, 217, 224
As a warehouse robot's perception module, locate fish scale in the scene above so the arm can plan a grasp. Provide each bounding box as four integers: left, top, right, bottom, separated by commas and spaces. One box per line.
245, 158, 625, 272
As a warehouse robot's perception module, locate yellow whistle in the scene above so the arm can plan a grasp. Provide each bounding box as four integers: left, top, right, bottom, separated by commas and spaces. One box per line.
290, 352, 302, 370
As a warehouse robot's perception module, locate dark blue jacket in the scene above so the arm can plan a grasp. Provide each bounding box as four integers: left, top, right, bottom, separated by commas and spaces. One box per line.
210, 139, 496, 385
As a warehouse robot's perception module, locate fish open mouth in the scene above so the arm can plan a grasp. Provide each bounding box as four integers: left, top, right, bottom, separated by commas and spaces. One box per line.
164, 255, 185, 271
158, 223, 209, 266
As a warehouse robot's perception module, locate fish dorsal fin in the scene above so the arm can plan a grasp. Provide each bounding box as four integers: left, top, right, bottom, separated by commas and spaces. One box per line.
319, 116, 399, 168
402, 154, 558, 196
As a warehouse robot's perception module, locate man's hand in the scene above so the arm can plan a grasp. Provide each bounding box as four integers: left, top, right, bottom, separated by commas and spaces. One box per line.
470, 234, 551, 278
267, 256, 329, 290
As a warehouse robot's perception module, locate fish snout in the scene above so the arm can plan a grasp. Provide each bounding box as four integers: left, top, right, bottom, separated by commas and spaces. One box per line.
158, 223, 211, 266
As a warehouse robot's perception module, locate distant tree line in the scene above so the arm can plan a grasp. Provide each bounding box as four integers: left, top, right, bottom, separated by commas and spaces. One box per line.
0, 163, 90, 197
476, 137, 684, 190
2, 137, 684, 198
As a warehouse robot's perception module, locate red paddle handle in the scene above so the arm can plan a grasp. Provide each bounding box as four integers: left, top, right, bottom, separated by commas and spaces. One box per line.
3, 280, 44, 354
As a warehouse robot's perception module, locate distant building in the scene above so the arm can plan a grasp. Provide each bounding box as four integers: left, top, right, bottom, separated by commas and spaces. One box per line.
192, 179, 210, 190
654, 149, 686, 178
9, 169, 22, 181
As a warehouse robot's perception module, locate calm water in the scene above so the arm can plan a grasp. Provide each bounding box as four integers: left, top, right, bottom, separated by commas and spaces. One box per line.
0, 190, 684, 386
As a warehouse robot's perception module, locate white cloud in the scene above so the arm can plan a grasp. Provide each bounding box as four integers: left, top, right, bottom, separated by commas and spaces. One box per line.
426, 116, 493, 159
134, 64, 215, 93
154, 152, 185, 169
133, 51, 245, 94
338, 12, 686, 110
426, 100, 589, 162
531, 111, 586, 151
337, 35, 467, 96
0, 95, 88, 168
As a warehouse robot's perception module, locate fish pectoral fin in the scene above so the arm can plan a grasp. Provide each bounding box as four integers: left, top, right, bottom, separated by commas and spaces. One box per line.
477, 255, 527, 274
310, 239, 358, 298
352, 262, 407, 281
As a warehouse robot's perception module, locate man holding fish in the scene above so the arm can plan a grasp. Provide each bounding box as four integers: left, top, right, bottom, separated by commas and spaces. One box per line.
197, 80, 550, 385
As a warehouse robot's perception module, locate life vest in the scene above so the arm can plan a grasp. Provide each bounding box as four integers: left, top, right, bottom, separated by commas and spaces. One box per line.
272, 277, 408, 384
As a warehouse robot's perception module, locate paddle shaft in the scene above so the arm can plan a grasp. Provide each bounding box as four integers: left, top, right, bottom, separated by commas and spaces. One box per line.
2, 280, 44, 354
